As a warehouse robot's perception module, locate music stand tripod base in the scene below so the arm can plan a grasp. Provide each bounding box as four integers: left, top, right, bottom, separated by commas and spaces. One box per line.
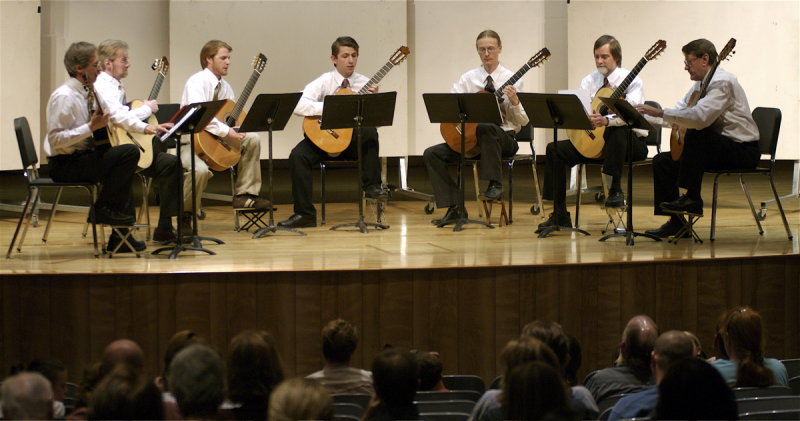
253, 223, 308, 238
538, 224, 589, 238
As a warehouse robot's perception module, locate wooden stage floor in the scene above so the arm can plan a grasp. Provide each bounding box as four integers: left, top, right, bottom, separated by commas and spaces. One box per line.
2, 192, 798, 274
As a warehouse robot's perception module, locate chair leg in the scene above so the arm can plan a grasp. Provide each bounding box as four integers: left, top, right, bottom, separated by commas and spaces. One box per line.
768, 172, 793, 240
231, 168, 240, 231
575, 164, 584, 228
531, 158, 544, 218
6, 188, 37, 258
90, 187, 100, 258
136, 175, 152, 241
42, 187, 64, 243
472, 162, 483, 217
711, 174, 721, 241
739, 175, 763, 235
18, 187, 42, 250
321, 162, 327, 226
507, 160, 514, 224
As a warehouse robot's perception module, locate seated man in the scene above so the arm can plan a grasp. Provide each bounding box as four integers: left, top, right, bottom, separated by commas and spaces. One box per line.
306, 319, 373, 394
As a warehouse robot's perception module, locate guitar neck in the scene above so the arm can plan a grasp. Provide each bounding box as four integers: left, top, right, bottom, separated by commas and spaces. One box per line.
147, 73, 165, 101
229, 69, 261, 123
610, 57, 650, 99
359, 60, 396, 94
494, 62, 531, 99
698, 62, 722, 99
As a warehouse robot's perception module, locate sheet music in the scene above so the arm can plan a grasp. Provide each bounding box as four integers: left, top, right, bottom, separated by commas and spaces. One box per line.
159, 106, 198, 142
559, 89, 591, 114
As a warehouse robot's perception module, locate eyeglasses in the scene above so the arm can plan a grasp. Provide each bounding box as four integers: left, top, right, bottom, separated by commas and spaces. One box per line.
478, 47, 498, 54
114, 57, 129, 64
683, 55, 705, 66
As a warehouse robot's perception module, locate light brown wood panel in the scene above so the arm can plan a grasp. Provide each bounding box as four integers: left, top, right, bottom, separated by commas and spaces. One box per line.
458, 268, 497, 381
379, 271, 415, 350
155, 275, 177, 376
226, 275, 258, 339
593, 265, 623, 372
25, 277, 51, 361
294, 274, 324, 376
88, 278, 119, 361
495, 270, 522, 361
131, 278, 161, 373
360, 274, 382, 370
258, 274, 299, 376
422, 270, 460, 376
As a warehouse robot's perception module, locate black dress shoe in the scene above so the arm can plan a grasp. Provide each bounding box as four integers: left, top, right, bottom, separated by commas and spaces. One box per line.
605, 190, 625, 208
536, 211, 572, 233
89, 205, 134, 226
431, 206, 467, 226
660, 195, 703, 215
364, 185, 389, 199
107, 230, 146, 253
645, 218, 689, 238
278, 214, 317, 228
152, 227, 176, 242
479, 182, 503, 201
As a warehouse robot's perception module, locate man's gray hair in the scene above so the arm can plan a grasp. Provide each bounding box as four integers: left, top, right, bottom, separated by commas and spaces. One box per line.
1, 372, 54, 420
167, 344, 225, 419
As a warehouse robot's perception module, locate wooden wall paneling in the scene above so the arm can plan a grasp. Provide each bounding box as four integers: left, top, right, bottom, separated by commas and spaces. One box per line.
412, 269, 432, 357
336, 272, 367, 369
88, 277, 119, 364
785, 261, 800, 358
113, 275, 134, 340
208, 274, 228, 354
694, 261, 730, 355
226, 273, 258, 339
131, 277, 161, 375
556, 265, 585, 342
173, 277, 212, 349
257, 273, 298, 376
457, 268, 498, 381
294, 273, 323, 377
574, 266, 600, 383
360, 272, 382, 370
24, 276, 51, 361
619, 264, 656, 322
750, 259, 791, 358
155, 274, 177, 377
494, 268, 522, 365
592, 265, 622, 375
378, 271, 415, 350
654, 263, 695, 333
532, 266, 560, 323
53, 276, 90, 382
422, 270, 460, 377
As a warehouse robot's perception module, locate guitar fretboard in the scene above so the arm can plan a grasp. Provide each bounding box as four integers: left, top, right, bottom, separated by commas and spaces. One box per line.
610, 56, 649, 100
148, 73, 165, 101
360, 61, 397, 94
229, 68, 262, 125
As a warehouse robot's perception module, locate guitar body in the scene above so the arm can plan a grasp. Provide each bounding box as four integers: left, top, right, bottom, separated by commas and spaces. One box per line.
304, 88, 355, 155
669, 87, 700, 161
441, 122, 480, 158
193, 99, 244, 171
567, 87, 615, 159
110, 99, 155, 169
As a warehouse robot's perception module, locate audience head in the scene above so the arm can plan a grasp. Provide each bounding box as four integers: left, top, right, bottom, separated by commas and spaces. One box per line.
268, 378, 333, 421
499, 336, 560, 389
160, 330, 204, 391
504, 361, 570, 421
371, 347, 418, 410
87, 364, 163, 420
618, 315, 658, 380
414, 351, 445, 391
101, 339, 144, 378
683, 330, 707, 359
564, 335, 582, 387
722, 306, 775, 387
227, 329, 284, 403
712, 310, 730, 360
653, 358, 737, 420
1, 372, 53, 420
168, 344, 225, 419
22, 359, 67, 402
321, 319, 359, 365
651, 330, 694, 384
521, 320, 571, 373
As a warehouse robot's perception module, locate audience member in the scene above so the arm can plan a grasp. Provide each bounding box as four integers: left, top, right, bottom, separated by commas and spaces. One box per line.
710, 306, 789, 387
268, 378, 333, 421
652, 358, 737, 420
521, 321, 597, 418
505, 361, 576, 421
307, 319, 373, 394
608, 330, 694, 421
157, 330, 205, 420
584, 315, 657, 402
8, 359, 68, 418
167, 344, 226, 420
564, 335, 582, 387
227, 330, 285, 421
363, 347, 419, 421
100, 339, 145, 378
469, 336, 560, 421
683, 330, 708, 359
87, 364, 163, 420
415, 351, 448, 392
1, 372, 54, 420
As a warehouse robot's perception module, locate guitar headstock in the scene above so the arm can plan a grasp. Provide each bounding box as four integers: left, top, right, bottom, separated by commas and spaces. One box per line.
389, 46, 410, 66
718, 38, 736, 62
253, 53, 268, 74
151, 56, 169, 76
645, 40, 667, 61
528, 47, 551, 68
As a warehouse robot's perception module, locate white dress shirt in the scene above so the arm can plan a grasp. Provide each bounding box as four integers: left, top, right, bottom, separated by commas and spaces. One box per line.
294, 70, 370, 117
94, 71, 150, 134
659, 68, 759, 143
581, 67, 646, 134
180, 68, 235, 138
44, 78, 94, 157
451, 64, 529, 133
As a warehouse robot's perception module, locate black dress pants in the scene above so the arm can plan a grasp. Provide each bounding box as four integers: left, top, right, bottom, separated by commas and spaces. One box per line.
139, 145, 181, 218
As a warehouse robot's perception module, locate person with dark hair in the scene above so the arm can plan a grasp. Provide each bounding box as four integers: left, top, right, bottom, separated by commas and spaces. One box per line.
415, 351, 447, 392
565, 335, 582, 387
157, 330, 205, 420
609, 330, 695, 421
280, 36, 387, 228
504, 362, 576, 421
539, 34, 649, 232
167, 344, 226, 420
227, 330, 284, 421
637, 39, 761, 237
424, 29, 528, 225
584, 315, 657, 403
100, 339, 145, 379
87, 364, 163, 420
1, 372, 54, 420
710, 306, 788, 387
652, 358, 737, 420
306, 318, 373, 394
268, 378, 334, 421
363, 347, 419, 421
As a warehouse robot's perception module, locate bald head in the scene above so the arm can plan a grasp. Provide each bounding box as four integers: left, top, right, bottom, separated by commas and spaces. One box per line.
1, 372, 54, 420
618, 315, 657, 378
653, 331, 695, 383
102, 339, 144, 375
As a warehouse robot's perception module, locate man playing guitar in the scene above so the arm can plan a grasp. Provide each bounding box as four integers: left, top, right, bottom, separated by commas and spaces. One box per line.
637, 39, 759, 238
93, 39, 180, 242
280, 36, 387, 229
424, 30, 529, 226
180, 40, 269, 223
539, 35, 649, 233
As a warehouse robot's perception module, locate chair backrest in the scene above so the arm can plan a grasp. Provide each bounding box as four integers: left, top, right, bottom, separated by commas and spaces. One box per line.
597, 393, 629, 413
488, 375, 502, 390
737, 396, 800, 414
332, 393, 371, 409
419, 412, 471, 421
752, 107, 782, 158
789, 376, 800, 395
780, 359, 800, 378
642, 101, 662, 152
414, 400, 475, 414
14, 117, 39, 170
441, 374, 486, 394
733, 386, 794, 399
414, 390, 482, 402
598, 406, 614, 421
333, 402, 365, 418
740, 409, 800, 420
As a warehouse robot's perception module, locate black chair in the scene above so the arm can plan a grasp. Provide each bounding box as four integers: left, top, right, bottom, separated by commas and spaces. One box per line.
733, 386, 793, 399
414, 400, 476, 414
414, 390, 482, 403
419, 412, 470, 421
788, 376, 800, 395
737, 395, 800, 415
442, 374, 486, 394
740, 409, 800, 420
781, 359, 800, 379
596, 393, 629, 415
574, 101, 663, 231
6, 117, 100, 258
488, 375, 502, 390
333, 402, 364, 418
706, 107, 793, 241
320, 159, 386, 226
332, 393, 372, 409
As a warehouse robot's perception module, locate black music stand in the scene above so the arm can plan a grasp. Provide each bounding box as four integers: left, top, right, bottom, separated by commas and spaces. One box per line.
239, 93, 305, 238
152, 100, 226, 259
517, 93, 593, 238
422, 93, 501, 231
598, 97, 661, 246
320, 92, 396, 233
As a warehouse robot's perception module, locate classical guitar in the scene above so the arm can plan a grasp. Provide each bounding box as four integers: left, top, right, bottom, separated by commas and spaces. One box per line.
304, 46, 410, 155
670, 38, 736, 161
109, 57, 169, 170
440, 48, 551, 158
193, 53, 267, 171
567, 40, 666, 159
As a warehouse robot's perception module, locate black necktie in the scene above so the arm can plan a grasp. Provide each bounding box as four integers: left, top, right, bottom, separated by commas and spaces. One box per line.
484, 75, 495, 93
